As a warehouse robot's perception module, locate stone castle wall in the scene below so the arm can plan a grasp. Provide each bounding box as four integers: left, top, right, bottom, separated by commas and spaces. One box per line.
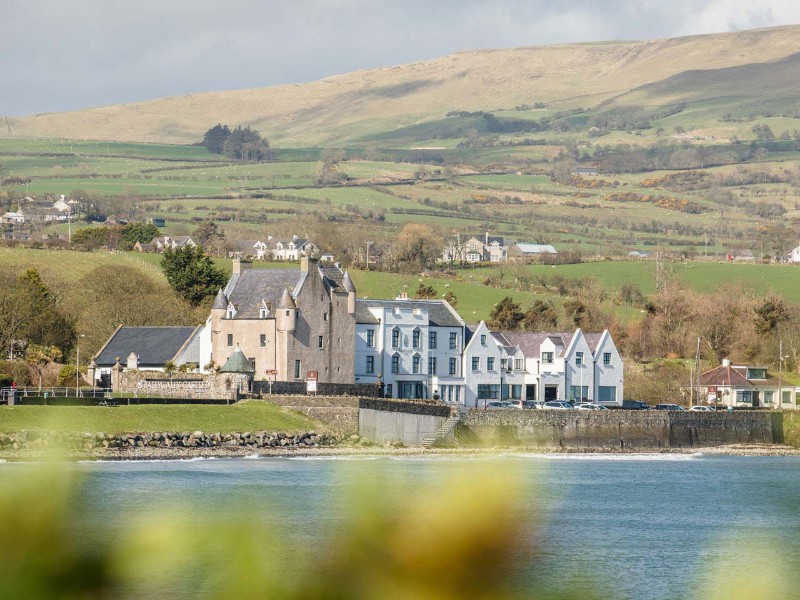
117, 371, 250, 400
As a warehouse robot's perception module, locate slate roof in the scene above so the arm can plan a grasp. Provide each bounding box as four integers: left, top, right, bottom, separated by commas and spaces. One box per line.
355, 299, 463, 327
94, 326, 199, 367
699, 365, 754, 388
225, 269, 304, 319
220, 347, 255, 373
492, 332, 576, 358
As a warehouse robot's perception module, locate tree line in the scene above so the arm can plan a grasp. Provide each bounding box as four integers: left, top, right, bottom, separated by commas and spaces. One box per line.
201, 124, 272, 161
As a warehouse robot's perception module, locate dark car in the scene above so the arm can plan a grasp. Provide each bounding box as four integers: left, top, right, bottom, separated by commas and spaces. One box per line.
622, 400, 650, 410
654, 403, 685, 411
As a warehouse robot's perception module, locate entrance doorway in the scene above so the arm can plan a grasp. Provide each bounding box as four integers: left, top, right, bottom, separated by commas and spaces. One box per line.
525, 385, 537, 401
544, 385, 558, 402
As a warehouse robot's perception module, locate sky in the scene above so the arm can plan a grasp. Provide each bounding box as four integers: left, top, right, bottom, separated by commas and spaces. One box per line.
2, 0, 799, 116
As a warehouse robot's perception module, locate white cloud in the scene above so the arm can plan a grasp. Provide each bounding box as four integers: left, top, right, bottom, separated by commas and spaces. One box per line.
676, 0, 800, 35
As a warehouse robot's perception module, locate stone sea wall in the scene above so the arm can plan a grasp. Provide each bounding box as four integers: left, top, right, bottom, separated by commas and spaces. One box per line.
254, 395, 360, 435
459, 410, 783, 450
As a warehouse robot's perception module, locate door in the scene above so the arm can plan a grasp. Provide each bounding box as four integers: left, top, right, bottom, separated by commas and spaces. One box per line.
544, 385, 558, 402
525, 385, 537, 401
752, 391, 760, 407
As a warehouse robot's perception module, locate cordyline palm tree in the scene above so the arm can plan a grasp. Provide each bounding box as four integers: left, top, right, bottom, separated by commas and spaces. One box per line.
26, 344, 62, 391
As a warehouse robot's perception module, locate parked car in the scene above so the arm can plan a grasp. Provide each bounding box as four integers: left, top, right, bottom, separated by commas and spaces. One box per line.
688, 405, 715, 412
542, 401, 574, 410
523, 401, 543, 409
576, 403, 609, 410
654, 403, 685, 411
622, 400, 650, 410
505, 400, 525, 409
486, 401, 518, 409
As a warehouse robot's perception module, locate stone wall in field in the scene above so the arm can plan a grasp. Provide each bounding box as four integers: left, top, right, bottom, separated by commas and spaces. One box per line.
458, 410, 783, 450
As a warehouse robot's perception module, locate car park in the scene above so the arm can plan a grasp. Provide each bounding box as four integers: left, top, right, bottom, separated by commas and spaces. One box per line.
542, 401, 574, 409
654, 404, 685, 411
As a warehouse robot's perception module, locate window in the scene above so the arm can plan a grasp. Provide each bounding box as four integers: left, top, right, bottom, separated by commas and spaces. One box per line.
249, 358, 256, 371
449, 357, 457, 375
391, 354, 400, 374
412, 328, 421, 348
477, 384, 500, 399
487, 357, 495, 371
576, 351, 584, 366
366, 329, 375, 347
603, 352, 611, 366
449, 332, 457, 349
429, 331, 437, 349
412, 354, 421, 374
294, 360, 301, 379
259, 334, 266, 348
783, 390, 794, 405
747, 368, 767, 380
500, 358, 507, 370
323, 311, 328, 321
392, 327, 400, 348
480, 334, 487, 346
515, 359, 524, 371
227, 334, 233, 347
763, 391, 774, 404
366, 356, 375, 374
569, 386, 589, 401
385, 384, 392, 398
542, 352, 553, 364
260, 306, 268, 319
598, 386, 616, 402
429, 356, 437, 375
318, 335, 324, 349
471, 357, 480, 371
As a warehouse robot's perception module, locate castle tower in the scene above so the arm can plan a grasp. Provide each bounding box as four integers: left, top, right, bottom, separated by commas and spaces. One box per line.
276, 288, 297, 333
343, 271, 356, 315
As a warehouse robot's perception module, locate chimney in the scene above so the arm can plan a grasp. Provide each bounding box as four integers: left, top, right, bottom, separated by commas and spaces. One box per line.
232, 258, 251, 275
485, 231, 489, 244
300, 256, 309, 272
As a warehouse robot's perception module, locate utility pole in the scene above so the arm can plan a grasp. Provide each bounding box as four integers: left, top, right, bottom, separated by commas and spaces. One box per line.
779, 340, 784, 408
365, 241, 373, 271
693, 337, 702, 405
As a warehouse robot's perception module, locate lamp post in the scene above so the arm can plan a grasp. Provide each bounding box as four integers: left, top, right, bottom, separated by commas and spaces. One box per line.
76, 334, 85, 397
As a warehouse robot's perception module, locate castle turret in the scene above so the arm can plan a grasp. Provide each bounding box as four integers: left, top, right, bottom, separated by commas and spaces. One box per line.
276, 288, 297, 333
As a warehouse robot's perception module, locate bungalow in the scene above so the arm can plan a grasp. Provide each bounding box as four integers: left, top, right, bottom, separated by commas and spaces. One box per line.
1, 211, 25, 224
573, 165, 598, 176
698, 359, 797, 408
89, 325, 204, 388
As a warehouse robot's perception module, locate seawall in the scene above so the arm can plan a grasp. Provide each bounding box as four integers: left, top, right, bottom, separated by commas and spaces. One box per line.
458, 410, 783, 450
256, 395, 360, 435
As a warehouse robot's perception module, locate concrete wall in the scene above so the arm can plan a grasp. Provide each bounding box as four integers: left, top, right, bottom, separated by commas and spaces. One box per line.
359, 399, 451, 446
460, 410, 782, 450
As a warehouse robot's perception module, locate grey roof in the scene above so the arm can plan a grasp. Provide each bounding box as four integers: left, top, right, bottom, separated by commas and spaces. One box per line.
279, 288, 296, 309
225, 269, 303, 319
513, 243, 557, 254
220, 347, 255, 373
212, 289, 227, 310
355, 299, 463, 327
492, 332, 574, 359
320, 265, 346, 291
94, 326, 199, 367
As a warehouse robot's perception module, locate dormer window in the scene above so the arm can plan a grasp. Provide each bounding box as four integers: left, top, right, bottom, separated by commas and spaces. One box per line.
226, 303, 237, 319
259, 301, 269, 319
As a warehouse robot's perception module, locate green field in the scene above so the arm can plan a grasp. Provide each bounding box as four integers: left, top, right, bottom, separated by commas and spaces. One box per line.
0, 401, 313, 434
470, 261, 800, 303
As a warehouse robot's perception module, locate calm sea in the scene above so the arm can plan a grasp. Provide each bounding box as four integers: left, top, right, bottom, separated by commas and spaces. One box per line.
3, 453, 799, 599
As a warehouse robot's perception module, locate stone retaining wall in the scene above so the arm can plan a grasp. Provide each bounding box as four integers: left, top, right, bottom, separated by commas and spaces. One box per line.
117, 371, 250, 400
460, 410, 782, 449
358, 399, 452, 446
252, 381, 383, 397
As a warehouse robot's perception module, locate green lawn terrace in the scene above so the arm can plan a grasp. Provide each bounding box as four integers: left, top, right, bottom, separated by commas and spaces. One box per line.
0, 402, 313, 435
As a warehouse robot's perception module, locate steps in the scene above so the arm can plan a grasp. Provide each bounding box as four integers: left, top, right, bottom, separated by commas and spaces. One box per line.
421, 414, 462, 449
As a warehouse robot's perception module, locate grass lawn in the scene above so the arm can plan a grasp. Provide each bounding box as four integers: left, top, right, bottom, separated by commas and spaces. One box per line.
0, 401, 313, 434
784, 412, 800, 448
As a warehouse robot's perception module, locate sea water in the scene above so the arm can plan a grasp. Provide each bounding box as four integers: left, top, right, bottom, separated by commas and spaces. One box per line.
3, 454, 799, 599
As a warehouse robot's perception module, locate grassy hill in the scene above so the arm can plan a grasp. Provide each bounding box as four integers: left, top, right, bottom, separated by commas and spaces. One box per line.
3, 25, 799, 146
